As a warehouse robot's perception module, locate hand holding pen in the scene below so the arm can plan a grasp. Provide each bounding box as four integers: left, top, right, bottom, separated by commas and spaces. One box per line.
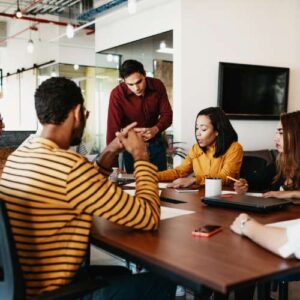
226, 176, 249, 194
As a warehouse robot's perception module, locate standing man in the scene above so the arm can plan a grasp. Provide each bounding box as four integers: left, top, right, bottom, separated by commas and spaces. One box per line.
0, 77, 175, 299
107, 59, 173, 173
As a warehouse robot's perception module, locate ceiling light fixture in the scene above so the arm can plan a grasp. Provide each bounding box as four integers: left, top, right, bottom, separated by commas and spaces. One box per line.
27, 39, 34, 53
73, 64, 79, 71
156, 47, 174, 54
159, 41, 167, 49
66, 7, 75, 39
66, 23, 75, 39
113, 55, 119, 63
128, 0, 137, 14
16, 0, 22, 18
106, 54, 113, 62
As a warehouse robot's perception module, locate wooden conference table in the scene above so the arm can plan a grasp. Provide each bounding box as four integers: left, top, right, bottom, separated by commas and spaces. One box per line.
91, 188, 300, 295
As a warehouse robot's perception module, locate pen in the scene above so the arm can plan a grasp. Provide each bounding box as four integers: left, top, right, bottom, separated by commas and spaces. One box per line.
226, 176, 240, 183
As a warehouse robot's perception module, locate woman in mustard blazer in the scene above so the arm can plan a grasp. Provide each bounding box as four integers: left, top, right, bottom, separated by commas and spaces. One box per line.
158, 107, 243, 188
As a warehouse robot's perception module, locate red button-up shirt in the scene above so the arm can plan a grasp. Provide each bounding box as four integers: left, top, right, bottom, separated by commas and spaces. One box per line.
106, 77, 173, 144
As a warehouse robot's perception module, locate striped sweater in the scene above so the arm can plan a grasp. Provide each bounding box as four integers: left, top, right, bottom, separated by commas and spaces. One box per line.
0, 137, 160, 297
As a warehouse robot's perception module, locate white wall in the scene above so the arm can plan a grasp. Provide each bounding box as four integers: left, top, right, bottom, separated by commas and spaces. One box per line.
58, 26, 95, 66
95, 0, 300, 151
95, 0, 178, 52
180, 0, 300, 150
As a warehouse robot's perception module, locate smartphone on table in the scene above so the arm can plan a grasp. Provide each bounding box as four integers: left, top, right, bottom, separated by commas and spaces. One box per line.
192, 225, 223, 238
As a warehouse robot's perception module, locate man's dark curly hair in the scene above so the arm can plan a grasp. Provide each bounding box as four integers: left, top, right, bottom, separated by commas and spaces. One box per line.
119, 59, 146, 79
35, 77, 84, 125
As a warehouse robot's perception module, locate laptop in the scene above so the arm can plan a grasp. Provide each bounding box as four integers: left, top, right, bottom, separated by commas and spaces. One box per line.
202, 194, 291, 212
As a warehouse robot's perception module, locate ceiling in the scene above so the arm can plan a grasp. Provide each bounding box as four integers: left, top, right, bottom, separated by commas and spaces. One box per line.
0, 0, 130, 23
0, 0, 90, 18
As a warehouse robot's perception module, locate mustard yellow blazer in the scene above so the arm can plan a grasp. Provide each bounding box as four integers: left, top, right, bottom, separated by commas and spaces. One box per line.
158, 142, 243, 186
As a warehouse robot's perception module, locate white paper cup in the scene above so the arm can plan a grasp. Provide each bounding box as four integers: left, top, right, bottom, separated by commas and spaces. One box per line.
205, 177, 222, 197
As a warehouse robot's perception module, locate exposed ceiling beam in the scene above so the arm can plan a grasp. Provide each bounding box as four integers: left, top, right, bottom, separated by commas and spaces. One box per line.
78, 0, 127, 21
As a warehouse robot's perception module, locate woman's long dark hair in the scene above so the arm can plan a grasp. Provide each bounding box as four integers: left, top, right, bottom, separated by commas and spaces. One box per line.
196, 107, 238, 157
275, 111, 300, 189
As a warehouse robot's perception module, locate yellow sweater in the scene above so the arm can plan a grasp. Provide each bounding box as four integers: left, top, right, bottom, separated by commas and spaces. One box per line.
0, 137, 160, 297
158, 142, 243, 186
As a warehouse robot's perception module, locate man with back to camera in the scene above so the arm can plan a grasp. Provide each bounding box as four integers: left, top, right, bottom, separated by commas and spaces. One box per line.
0, 77, 176, 299
106, 59, 173, 173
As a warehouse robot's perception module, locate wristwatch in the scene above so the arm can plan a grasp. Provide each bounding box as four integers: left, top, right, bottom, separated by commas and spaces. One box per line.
240, 216, 251, 236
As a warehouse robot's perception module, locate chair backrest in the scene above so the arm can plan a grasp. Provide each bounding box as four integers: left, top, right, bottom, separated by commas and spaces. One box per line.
240, 150, 277, 192
0, 200, 26, 300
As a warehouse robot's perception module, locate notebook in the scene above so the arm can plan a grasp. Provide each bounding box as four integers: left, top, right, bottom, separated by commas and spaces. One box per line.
202, 194, 291, 212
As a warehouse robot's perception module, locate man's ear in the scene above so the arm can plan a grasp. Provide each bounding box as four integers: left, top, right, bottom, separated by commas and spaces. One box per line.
73, 104, 82, 123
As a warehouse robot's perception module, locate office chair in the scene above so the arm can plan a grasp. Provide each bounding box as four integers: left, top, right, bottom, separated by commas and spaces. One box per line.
240, 150, 277, 192
0, 200, 108, 300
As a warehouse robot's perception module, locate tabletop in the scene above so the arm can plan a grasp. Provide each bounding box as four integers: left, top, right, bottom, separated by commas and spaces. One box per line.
91, 188, 300, 294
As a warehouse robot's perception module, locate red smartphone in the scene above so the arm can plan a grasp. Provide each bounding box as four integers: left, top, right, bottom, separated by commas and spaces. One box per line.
192, 225, 223, 238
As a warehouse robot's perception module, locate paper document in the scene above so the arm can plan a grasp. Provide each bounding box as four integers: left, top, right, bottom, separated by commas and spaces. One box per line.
123, 189, 162, 197
175, 189, 199, 193
118, 173, 135, 180
124, 182, 168, 189
161, 206, 195, 220
122, 191, 193, 220
221, 190, 263, 197
267, 218, 300, 229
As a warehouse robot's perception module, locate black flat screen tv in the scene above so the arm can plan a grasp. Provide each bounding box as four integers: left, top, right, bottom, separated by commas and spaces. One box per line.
217, 62, 289, 120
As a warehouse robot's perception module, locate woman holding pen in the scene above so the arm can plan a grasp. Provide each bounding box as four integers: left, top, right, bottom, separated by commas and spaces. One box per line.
158, 107, 243, 188
232, 111, 300, 258
234, 110, 300, 198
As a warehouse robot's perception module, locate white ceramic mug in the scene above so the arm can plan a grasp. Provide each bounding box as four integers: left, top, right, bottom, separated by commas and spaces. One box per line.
205, 177, 222, 197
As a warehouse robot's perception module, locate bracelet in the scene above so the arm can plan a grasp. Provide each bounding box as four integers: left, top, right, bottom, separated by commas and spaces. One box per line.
240, 217, 251, 236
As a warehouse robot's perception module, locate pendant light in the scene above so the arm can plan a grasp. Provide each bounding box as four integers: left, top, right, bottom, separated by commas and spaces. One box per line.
16, 0, 22, 18
66, 7, 74, 39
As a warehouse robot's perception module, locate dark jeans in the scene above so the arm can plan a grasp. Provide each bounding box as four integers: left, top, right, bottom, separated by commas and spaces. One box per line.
123, 134, 167, 173
78, 271, 176, 300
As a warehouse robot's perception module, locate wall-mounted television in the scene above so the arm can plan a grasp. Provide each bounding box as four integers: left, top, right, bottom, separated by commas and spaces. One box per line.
217, 62, 289, 120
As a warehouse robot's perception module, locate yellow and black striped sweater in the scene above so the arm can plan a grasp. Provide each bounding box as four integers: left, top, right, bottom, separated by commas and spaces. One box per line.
0, 137, 160, 297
